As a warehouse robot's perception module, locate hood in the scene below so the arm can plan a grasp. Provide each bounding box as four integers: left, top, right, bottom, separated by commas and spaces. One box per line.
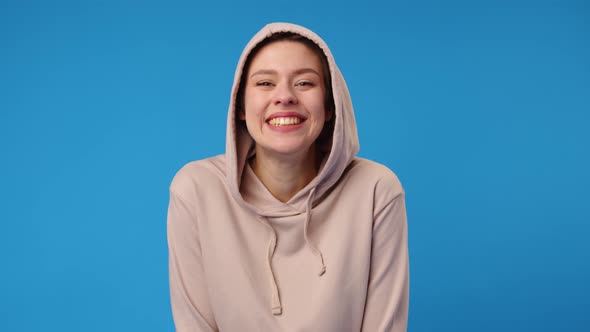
225, 22, 359, 215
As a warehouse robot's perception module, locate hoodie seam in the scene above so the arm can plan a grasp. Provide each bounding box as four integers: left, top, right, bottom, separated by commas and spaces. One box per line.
373, 192, 404, 222
170, 190, 200, 220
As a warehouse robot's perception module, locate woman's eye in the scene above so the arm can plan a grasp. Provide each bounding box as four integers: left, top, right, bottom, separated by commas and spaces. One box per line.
256, 82, 273, 87
296, 81, 314, 87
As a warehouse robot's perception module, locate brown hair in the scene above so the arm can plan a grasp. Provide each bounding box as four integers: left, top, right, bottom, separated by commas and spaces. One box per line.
236, 32, 335, 151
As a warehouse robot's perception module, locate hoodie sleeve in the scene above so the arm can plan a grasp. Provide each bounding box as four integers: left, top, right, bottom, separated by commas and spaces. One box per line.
167, 190, 218, 332
361, 192, 409, 332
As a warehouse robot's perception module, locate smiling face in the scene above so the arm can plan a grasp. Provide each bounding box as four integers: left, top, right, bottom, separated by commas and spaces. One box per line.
240, 40, 331, 160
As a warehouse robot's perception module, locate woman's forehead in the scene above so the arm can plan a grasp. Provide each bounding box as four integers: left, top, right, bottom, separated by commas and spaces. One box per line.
248, 41, 323, 72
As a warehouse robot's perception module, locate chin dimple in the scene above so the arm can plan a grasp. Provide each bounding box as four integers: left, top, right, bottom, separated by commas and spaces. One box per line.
268, 117, 303, 126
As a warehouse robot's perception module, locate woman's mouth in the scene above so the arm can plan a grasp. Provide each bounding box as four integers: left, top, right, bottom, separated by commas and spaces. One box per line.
267, 116, 304, 126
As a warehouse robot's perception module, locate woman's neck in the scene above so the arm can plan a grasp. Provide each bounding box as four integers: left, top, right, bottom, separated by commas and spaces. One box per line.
250, 146, 319, 203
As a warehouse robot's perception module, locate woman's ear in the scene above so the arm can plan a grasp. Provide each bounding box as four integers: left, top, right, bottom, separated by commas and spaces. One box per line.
238, 108, 246, 120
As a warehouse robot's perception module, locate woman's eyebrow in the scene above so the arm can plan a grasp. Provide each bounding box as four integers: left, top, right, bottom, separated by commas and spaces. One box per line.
250, 69, 277, 78
293, 68, 321, 76
250, 68, 321, 79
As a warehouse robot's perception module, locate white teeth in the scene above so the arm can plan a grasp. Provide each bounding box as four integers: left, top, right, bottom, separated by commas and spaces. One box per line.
268, 117, 303, 126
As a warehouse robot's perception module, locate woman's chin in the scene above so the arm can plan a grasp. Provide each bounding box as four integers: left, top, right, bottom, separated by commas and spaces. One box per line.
256, 141, 316, 159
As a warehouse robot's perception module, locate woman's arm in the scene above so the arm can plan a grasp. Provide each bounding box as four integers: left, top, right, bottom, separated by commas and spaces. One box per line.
167, 190, 218, 332
361, 192, 410, 332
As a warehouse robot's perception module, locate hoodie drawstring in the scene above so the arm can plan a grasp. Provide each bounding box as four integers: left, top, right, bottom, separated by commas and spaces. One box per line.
257, 216, 283, 315
303, 187, 326, 276
257, 187, 327, 315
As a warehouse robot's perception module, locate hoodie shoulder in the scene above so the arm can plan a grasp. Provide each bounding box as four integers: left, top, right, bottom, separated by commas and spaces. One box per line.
347, 158, 405, 201
169, 155, 227, 199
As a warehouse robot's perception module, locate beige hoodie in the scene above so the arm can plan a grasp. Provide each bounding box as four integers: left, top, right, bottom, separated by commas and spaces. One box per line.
167, 22, 409, 331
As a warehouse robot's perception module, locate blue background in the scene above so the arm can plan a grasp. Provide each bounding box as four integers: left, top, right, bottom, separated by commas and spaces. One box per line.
1, 0, 588, 331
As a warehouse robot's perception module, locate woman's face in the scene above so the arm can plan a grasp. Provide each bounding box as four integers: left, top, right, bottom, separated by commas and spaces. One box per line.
241, 40, 330, 159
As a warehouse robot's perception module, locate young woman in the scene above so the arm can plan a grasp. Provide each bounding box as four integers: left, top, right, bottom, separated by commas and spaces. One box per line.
167, 22, 409, 331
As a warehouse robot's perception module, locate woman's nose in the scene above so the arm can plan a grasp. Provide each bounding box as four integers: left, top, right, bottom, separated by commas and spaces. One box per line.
273, 84, 298, 106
